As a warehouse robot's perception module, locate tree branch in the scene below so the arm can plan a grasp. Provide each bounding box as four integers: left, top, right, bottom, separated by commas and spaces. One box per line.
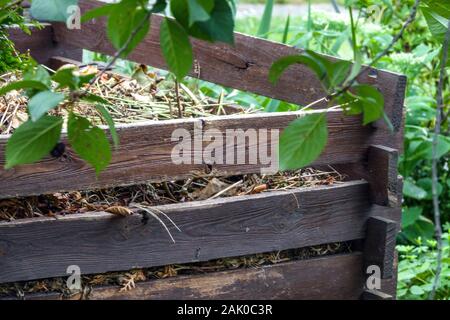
83, 9, 152, 93
328, 0, 421, 101
429, 18, 450, 300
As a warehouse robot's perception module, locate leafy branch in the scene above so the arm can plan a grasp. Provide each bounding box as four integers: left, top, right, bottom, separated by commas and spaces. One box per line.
0, 0, 236, 174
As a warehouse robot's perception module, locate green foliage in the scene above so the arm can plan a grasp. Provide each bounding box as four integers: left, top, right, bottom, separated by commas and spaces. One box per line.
82, 0, 235, 78
160, 18, 193, 80
28, 91, 65, 121
0, 1, 32, 73
278, 113, 327, 170
257, 0, 274, 39
0, 64, 117, 174
397, 225, 450, 299
5, 116, 63, 169
67, 113, 112, 175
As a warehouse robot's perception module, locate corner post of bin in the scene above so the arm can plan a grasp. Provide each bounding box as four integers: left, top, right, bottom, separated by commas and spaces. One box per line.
361, 70, 406, 300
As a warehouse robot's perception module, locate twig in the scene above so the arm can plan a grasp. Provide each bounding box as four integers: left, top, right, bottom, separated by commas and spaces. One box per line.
131, 203, 179, 244
83, 9, 152, 94
330, 0, 340, 13
174, 80, 182, 118
327, 0, 421, 102
208, 180, 243, 200
430, 18, 450, 300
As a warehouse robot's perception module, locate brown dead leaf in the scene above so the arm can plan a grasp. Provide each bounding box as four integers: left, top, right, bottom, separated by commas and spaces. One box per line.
105, 206, 133, 217
251, 184, 267, 194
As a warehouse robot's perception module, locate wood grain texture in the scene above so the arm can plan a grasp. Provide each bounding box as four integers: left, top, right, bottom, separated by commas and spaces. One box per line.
0, 110, 386, 199
3, 253, 365, 300
53, 0, 405, 140
364, 216, 397, 279
367, 145, 400, 207
8, 25, 82, 66
0, 180, 378, 284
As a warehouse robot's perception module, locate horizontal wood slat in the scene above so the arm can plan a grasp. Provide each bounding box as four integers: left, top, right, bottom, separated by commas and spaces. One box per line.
6, 253, 366, 300
0, 180, 379, 284
0, 110, 385, 199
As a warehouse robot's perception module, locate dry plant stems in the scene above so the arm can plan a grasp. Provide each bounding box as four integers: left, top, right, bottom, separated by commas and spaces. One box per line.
0, 241, 352, 297
0, 168, 344, 222
130, 203, 181, 244
430, 19, 450, 300
84, 10, 153, 93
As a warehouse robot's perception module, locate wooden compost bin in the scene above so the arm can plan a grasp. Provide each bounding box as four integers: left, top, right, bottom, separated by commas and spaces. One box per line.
0, 0, 406, 300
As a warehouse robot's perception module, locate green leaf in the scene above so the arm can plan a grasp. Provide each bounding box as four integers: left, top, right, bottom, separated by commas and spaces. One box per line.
281, 15, 291, 44
28, 91, 65, 122
23, 65, 52, 88
422, 6, 449, 42
81, 93, 110, 105
79, 94, 119, 147
422, 0, 450, 19
403, 179, 428, 200
195, 0, 235, 44
95, 104, 119, 147
417, 178, 443, 200
402, 207, 423, 229
352, 84, 385, 125
0, 80, 48, 96
173, 0, 234, 44
187, 0, 211, 26
78, 73, 96, 87
410, 285, 425, 296
328, 60, 351, 90
81, 3, 115, 23
279, 113, 328, 170
269, 52, 329, 85
5, 116, 63, 169
257, 0, 274, 39
30, 0, 78, 22
123, 9, 151, 57
67, 113, 112, 175
160, 17, 193, 80
402, 217, 435, 242
107, 3, 150, 56
52, 67, 79, 89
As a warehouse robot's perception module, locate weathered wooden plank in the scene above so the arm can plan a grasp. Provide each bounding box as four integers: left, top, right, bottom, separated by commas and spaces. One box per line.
0, 180, 376, 284
367, 145, 399, 207
0, 110, 382, 199
47, 56, 82, 70
364, 216, 397, 279
8, 25, 82, 66
3, 253, 365, 300
52, 0, 405, 140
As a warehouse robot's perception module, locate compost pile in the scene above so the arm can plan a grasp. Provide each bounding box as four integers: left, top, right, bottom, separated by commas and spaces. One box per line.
0, 65, 351, 299
0, 167, 344, 221
0, 64, 255, 135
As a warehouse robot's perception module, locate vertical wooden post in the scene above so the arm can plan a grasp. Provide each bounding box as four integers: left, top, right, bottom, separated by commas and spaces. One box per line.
367, 145, 400, 207
364, 216, 397, 279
